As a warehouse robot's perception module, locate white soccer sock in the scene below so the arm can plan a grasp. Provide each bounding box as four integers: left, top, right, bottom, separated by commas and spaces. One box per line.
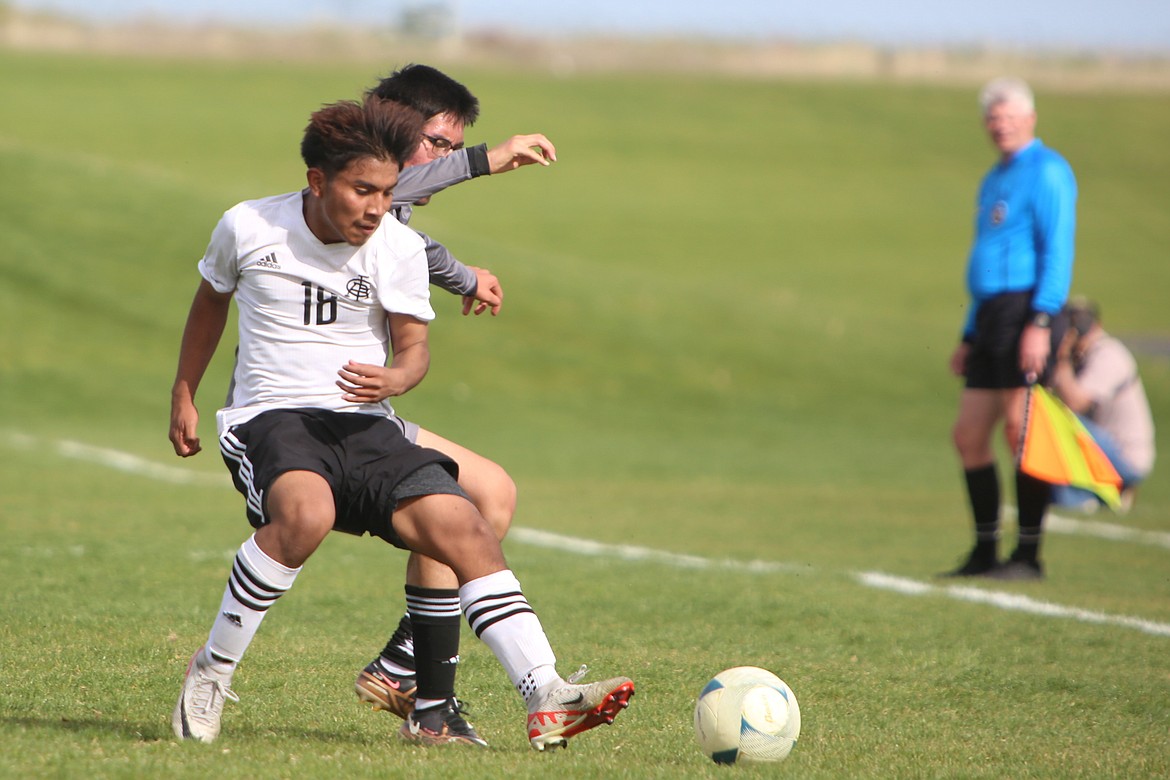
203, 534, 300, 672
460, 569, 559, 700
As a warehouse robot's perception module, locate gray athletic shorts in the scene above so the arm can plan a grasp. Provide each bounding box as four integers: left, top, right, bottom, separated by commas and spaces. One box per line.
219, 408, 466, 549
397, 416, 420, 444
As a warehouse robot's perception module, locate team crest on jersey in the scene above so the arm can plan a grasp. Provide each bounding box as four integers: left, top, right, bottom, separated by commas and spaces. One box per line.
990, 200, 1008, 226
346, 275, 373, 300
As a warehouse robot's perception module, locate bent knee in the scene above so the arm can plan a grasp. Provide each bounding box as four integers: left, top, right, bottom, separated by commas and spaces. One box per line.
479, 475, 517, 540
952, 422, 976, 455
953, 424, 994, 466
266, 472, 335, 535
455, 462, 516, 540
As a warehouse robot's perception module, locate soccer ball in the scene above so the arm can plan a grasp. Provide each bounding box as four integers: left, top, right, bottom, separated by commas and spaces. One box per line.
693, 666, 801, 764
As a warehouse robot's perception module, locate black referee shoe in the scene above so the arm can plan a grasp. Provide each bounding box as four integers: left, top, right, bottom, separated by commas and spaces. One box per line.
938, 548, 998, 578
984, 559, 1044, 581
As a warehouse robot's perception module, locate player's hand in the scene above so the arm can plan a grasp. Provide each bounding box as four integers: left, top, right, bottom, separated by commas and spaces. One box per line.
338, 361, 411, 402
1019, 324, 1051, 383
169, 401, 202, 457
487, 134, 557, 173
463, 266, 503, 316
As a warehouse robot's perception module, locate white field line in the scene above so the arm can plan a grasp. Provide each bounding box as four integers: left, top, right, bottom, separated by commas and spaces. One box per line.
10, 430, 1166, 552
1000, 502, 1170, 549
515, 528, 1170, 639
510, 527, 801, 574
4, 430, 227, 486
855, 571, 1170, 638
1047, 513, 1170, 549
9, 430, 1170, 638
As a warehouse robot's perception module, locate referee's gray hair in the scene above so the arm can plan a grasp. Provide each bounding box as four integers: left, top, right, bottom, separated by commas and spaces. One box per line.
979, 77, 1035, 115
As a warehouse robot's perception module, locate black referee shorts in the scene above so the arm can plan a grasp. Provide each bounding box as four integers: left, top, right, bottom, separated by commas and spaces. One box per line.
218, 408, 467, 549
965, 291, 1066, 389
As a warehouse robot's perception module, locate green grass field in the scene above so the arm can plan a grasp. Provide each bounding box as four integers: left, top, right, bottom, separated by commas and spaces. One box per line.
2, 48, 1169, 778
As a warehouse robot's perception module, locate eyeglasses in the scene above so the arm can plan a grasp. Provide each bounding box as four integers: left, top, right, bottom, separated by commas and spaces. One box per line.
421, 134, 463, 157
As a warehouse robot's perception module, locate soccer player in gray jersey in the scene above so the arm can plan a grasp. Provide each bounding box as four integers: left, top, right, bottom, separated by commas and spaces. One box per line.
393, 121, 556, 309
352, 64, 561, 736
169, 96, 633, 749
390, 74, 557, 313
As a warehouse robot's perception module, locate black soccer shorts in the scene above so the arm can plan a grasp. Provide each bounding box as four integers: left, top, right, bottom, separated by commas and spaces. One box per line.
218, 408, 466, 548
965, 291, 1065, 389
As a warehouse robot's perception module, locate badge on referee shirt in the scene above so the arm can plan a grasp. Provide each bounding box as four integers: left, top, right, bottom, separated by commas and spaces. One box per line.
990, 200, 1008, 226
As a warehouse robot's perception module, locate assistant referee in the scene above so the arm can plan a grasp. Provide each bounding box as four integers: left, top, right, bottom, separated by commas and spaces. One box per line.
945, 77, 1077, 581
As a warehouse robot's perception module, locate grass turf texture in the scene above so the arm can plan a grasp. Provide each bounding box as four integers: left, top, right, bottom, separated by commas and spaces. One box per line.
2, 49, 1169, 778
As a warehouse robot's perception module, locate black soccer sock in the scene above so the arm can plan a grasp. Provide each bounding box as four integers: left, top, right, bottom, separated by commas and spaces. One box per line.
1013, 470, 1051, 563
378, 612, 415, 670
964, 464, 1000, 562
406, 585, 462, 703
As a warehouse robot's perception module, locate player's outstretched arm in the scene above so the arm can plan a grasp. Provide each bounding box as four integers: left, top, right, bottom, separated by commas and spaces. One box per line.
487, 134, 557, 173
394, 133, 557, 205
170, 280, 232, 457
393, 147, 484, 206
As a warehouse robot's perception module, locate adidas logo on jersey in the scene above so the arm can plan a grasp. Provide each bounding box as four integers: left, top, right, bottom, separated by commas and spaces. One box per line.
255, 252, 280, 269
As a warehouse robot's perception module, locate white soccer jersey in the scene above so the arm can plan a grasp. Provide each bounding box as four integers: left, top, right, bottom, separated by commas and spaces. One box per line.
198, 190, 433, 434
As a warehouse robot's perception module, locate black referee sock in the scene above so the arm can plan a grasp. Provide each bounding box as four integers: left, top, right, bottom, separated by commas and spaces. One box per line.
1013, 470, 1051, 563
964, 464, 1001, 563
406, 585, 462, 703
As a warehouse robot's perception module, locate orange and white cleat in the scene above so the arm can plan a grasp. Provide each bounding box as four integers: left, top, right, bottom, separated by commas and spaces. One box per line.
527, 666, 634, 751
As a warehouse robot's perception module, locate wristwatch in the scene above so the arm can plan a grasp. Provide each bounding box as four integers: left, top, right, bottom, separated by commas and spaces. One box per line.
1029, 311, 1052, 328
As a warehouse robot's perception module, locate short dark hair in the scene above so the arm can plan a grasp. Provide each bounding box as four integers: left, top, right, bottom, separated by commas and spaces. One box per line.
366, 63, 480, 126
1064, 296, 1100, 336
300, 98, 425, 176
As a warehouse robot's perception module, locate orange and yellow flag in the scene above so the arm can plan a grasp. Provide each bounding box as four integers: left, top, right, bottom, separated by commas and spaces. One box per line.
1018, 385, 1123, 510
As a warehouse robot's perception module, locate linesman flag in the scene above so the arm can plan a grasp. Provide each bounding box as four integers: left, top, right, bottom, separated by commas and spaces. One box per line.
1018, 385, 1123, 510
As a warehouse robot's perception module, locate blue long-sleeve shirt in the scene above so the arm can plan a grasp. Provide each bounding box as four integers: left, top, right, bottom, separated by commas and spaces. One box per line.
962, 138, 1077, 340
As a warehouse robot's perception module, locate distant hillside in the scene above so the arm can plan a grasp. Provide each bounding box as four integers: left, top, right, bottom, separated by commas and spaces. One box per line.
3, 5, 1170, 91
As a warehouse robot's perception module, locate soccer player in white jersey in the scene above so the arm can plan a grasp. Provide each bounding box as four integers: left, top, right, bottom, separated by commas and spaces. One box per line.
168, 97, 633, 749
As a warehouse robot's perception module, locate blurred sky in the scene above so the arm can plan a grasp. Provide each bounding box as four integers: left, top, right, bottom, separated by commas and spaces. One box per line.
11, 0, 1170, 53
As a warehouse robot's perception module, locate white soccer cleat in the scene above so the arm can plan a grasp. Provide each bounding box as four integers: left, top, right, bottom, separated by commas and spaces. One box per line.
172, 647, 239, 743
527, 666, 635, 751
